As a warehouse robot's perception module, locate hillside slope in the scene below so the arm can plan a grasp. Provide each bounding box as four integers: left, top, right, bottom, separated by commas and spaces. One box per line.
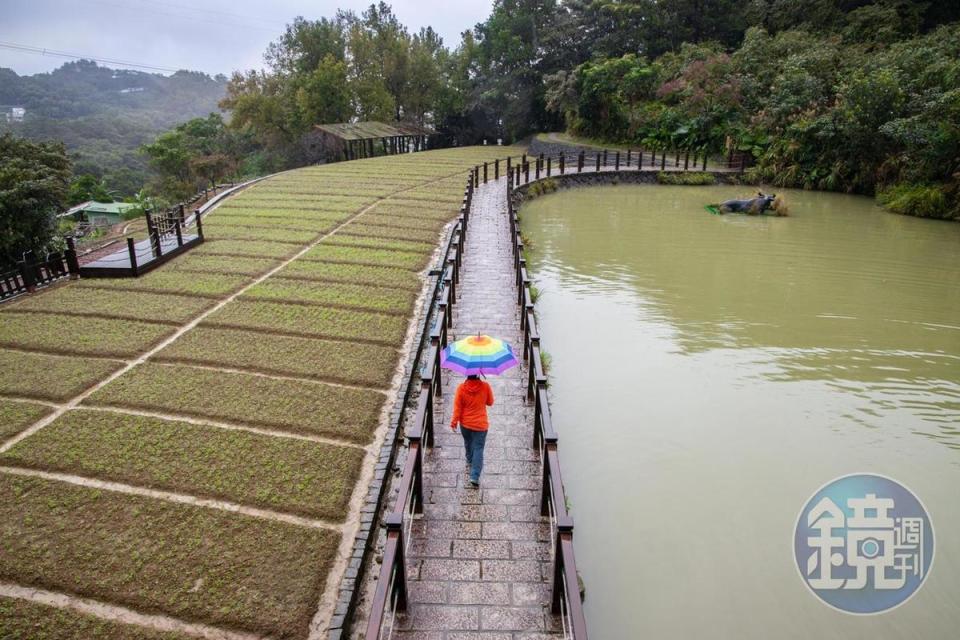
0, 60, 227, 194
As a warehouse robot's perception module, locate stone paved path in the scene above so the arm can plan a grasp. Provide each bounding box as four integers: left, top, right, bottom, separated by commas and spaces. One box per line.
392, 175, 562, 639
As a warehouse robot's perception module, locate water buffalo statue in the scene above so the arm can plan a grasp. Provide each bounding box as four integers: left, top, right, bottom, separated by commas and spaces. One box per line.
720, 192, 777, 215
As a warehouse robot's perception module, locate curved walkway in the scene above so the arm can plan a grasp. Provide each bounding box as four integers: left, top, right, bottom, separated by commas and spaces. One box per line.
393, 175, 562, 638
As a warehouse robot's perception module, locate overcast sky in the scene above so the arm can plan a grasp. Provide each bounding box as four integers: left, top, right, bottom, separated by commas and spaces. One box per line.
1, 0, 493, 77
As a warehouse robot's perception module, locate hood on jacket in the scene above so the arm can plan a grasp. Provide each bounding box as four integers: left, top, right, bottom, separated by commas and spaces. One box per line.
463, 379, 486, 394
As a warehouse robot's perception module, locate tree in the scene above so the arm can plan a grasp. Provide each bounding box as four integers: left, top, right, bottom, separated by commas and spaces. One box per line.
344, 3, 410, 121
473, 0, 563, 140
140, 114, 249, 199
293, 54, 354, 126
0, 133, 71, 268
222, 14, 355, 166
579, 0, 747, 58
67, 174, 115, 204
265, 16, 347, 75
405, 28, 445, 126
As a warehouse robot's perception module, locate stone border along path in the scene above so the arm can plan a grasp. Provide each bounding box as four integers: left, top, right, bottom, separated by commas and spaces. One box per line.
378, 173, 564, 639
0, 164, 493, 640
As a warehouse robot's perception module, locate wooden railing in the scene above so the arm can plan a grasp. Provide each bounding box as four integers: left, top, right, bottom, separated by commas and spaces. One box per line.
507, 177, 589, 640
506, 147, 746, 187
1, 242, 80, 302
78, 177, 278, 279
363, 174, 472, 640
365, 156, 594, 639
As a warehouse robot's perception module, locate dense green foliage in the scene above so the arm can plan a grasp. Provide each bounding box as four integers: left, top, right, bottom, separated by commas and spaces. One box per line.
220, 5, 460, 166
0, 61, 227, 196
204, 0, 960, 219
0, 133, 71, 267
140, 114, 260, 200
6, 1, 959, 220
541, 1, 960, 219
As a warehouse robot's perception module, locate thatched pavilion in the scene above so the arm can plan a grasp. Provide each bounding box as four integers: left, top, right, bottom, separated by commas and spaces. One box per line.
314, 121, 437, 161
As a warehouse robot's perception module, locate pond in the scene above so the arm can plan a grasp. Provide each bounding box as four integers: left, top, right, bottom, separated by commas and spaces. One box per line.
520, 184, 960, 639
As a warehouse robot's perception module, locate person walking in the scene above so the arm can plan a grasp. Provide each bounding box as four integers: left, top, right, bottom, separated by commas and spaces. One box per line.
450, 374, 495, 487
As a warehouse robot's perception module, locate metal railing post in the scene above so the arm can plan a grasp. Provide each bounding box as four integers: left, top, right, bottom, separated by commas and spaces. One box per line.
127, 237, 139, 277
65, 237, 80, 278
551, 515, 572, 614
409, 436, 424, 514
388, 513, 409, 610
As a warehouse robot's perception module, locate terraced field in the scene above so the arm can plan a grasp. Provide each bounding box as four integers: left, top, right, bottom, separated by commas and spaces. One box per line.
0, 147, 521, 639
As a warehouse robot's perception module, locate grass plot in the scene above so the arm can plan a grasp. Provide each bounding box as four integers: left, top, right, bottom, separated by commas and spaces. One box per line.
0, 350, 123, 402
1, 409, 365, 520
241, 278, 416, 315
0, 314, 173, 359
7, 287, 213, 324
0, 400, 52, 441
0, 595, 182, 640
0, 474, 338, 638
204, 299, 409, 344
86, 363, 384, 444
155, 326, 398, 388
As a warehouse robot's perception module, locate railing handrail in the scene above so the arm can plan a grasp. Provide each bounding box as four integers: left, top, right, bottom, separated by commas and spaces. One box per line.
363, 173, 474, 640
365, 153, 612, 638
506, 167, 589, 639
507, 147, 744, 187
1, 244, 79, 302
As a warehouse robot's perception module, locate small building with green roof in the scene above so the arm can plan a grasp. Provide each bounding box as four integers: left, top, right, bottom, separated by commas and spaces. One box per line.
61, 201, 137, 227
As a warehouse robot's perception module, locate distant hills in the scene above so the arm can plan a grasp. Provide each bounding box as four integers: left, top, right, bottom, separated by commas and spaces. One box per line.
0, 60, 228, 195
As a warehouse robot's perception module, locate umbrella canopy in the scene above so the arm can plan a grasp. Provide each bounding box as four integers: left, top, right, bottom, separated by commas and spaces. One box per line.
440, 334, 519, 376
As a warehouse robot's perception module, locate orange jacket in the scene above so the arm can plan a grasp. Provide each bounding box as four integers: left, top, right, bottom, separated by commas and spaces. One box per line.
450, 379, 494, 431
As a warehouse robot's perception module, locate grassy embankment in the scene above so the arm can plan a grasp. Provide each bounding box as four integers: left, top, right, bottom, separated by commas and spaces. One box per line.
0, 146, 520, 639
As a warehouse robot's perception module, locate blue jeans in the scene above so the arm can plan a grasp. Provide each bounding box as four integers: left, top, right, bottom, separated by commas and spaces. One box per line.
460, 427, 487, 483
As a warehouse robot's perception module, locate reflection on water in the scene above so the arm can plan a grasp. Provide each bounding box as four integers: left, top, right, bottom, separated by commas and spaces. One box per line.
521, 185, 960, 639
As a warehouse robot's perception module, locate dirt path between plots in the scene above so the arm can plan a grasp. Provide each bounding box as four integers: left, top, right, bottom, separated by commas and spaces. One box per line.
0, 582, 263, 640
0, 465, 338, 530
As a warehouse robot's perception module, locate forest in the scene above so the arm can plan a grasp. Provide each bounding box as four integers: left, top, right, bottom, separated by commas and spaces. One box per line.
202, 0, 960, 220
0, 61, 226, 196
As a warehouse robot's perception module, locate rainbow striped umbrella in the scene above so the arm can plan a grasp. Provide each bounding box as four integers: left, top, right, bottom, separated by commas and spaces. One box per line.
440, 334, 519, 376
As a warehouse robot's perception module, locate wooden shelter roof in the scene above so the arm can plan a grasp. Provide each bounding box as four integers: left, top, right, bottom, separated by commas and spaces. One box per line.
314, 121, 433, 141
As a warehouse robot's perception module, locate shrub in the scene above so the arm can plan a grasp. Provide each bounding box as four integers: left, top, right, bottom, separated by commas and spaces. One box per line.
656, 171, 715, 185
877, 183, 954, 220
527, 178, 559, 198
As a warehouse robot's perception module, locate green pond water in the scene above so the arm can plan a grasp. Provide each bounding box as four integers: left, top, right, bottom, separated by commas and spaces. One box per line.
520, 184, 960, 639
